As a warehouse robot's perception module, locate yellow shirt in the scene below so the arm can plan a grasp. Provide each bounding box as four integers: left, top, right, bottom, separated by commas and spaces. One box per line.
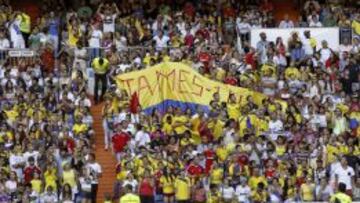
227, 103, 240, 119
275, 144, 286, 156
285, 67, 300, 80
251, 190, 268, 202
120, 193, 141, 203
160, 176, 175, 194
62, 170, 76, 188
31, 179, 42, 193
326, 144, 339, 163
73, 123, 87, 135
172, 116, 188, 135
92, 58, 109, 74
209, 120, 225, 140
18, 13, 31, 33
207, 191, 221, 203
330, 192, 352, 203
301, 183, 314, 201
44, 169, 57, 190
352, 20, 360, 35
68, 25, 81, 47
210, 168, 223, 184
174, 178, 190, 200
249, 176, 267, 190
4, 109, 18, 122
216, 147, 229, 162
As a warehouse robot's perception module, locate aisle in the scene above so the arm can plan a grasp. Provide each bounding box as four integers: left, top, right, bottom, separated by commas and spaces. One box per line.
91, 103, 117, 202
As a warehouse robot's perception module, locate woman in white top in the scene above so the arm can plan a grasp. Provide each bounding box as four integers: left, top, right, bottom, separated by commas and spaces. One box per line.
5, 172, 18, 198
235, 179, 251, 203
79, 168, 93, 203
72, 41, 88, 79
87, 25, 103, 61
220, 179, 235, 203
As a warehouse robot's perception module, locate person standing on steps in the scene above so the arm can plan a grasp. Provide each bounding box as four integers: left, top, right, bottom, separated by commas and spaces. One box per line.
85, 153, 102, 203
92, 57, 110, 104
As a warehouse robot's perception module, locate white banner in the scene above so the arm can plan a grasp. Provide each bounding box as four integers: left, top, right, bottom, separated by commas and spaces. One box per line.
251, 27, 340, 51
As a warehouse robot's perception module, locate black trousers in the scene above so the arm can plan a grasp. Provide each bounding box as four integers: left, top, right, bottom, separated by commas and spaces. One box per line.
21, 31, 30, 47
94, 73, 107, 103
91, 183, 98, 203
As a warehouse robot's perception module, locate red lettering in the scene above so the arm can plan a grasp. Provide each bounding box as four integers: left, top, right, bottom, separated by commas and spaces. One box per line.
155, 69, 176, 91
178, 70, 190, 94
122, 78, 134, 94
138, 76, 153, 96
192, 75, 204, 96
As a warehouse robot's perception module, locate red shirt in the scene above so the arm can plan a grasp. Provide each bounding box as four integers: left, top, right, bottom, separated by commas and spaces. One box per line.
237, 154, 249, 166
265, 168, 276, 178
245, 52, 256, 69
224, 76, 238, 86
24, 165, 41, 184
187, 164, 203, 176
139, 179, 154, 196
112, 132, 130, 153
66, 138, 76, 154
196, 29, 210, 40
204, 149, 215, 174
40, 48, 55, 73
184, 34, 194, 47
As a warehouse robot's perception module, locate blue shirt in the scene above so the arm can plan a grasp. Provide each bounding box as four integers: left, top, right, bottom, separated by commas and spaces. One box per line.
48, 18, 59, 36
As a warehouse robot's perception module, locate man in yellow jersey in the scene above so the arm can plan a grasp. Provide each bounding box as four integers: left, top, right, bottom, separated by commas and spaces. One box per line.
120, 185, 141, 203
330, 182, 352, 203
174, 171, 191, 203
18, 11, 31, 46
91, 57, 109, 103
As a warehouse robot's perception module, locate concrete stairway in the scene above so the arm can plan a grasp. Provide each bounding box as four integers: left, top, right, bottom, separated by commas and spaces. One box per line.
91, 103, 117, 202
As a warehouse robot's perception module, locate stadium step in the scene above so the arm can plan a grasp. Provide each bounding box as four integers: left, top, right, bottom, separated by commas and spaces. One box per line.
91, 102, 117, 202
273, 0, 300, 24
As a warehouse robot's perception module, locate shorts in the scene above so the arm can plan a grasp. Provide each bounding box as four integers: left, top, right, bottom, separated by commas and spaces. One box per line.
81, 191, 92, 199
177, 200, 190, 203
140, 195, 154, 203
163, 193, 175, 197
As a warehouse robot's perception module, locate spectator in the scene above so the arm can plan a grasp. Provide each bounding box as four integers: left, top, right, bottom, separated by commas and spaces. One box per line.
279, 14, 295, 28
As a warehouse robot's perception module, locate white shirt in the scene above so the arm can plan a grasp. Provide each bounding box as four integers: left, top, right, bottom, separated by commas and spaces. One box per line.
273, 54, 287, 67
302, 38, 315, 55
0, 38, 10, 49
88, 29, 103, 47
75, 97, 91, 107
333, 165, 355, 190
5, 180, 17, 193
309, 21, 323, 27
221, 186, 235, 199
134, 130, 151, 147
236, 21, 251, 34
86, 162, 102, 184
268, 120, 284, 132
79, 177, 92, 191
279, 20, 294, 28
153, 35, 170, 51
235, 185, 251, 202
23, 151, 39, 166
122, 179, 138, 192
8, 19, 23, 42
101, 14, 116, 33
320, 48, 331, 63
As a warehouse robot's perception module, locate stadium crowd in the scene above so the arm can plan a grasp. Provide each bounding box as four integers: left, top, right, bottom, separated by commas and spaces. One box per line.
0, 0, 359, 202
